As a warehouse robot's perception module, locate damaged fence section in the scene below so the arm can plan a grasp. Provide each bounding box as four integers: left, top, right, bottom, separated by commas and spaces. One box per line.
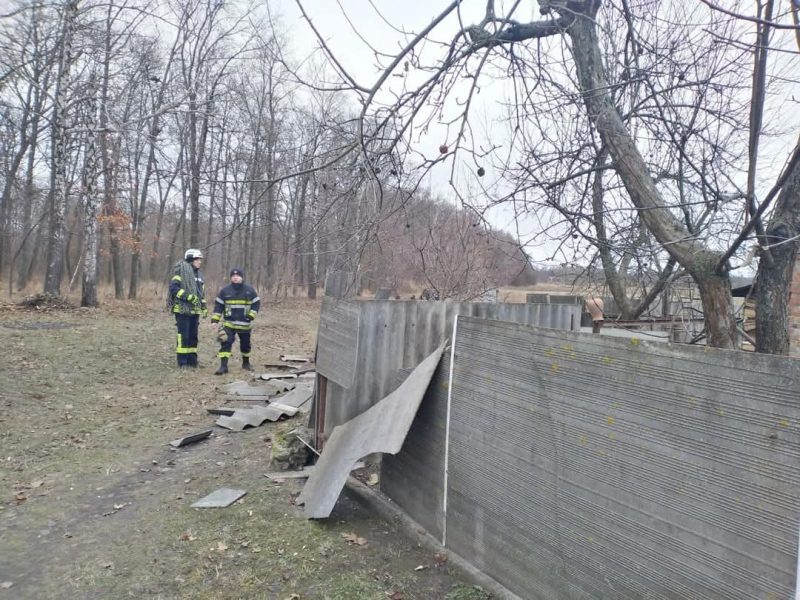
315, 298, 581, 433
382, 317, 800, 600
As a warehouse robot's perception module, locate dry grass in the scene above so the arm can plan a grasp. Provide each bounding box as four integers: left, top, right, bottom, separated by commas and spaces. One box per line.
0, 299, 485, 600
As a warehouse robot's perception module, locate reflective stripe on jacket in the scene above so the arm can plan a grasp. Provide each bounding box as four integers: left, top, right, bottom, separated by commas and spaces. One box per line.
169, 270, 205, 315
212, 283, 260, 329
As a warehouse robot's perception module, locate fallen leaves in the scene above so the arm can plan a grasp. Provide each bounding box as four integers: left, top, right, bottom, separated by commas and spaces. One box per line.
434, 551, 448, 566
388, 591, 404, 600
179, 531, 197, 542
216, 541, 228, 552
1, 582, 14, 590
341, 532, 368, 546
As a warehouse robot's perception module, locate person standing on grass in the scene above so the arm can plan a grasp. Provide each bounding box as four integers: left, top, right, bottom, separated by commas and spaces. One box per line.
211, 268, 260, 375
168, 248, 207, 368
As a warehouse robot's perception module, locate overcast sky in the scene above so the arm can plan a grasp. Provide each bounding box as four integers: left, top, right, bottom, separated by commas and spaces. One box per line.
270, 1, 799, 269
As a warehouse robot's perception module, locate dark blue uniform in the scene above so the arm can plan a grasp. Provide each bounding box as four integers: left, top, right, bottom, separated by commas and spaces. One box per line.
211, 280, 260, 362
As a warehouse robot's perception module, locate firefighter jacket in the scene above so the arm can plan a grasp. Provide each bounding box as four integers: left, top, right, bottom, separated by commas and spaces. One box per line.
211, 283, 260, 330
169, 265, 206, 316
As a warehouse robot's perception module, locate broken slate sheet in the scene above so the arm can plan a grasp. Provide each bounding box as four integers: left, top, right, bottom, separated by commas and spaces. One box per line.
264, 461, 365, 481
297, 343, 445, 518
191, 488, 246, 508
261, 372, 299, 381
216, 403, 298, 431
280, 354, 310, 363
218, 379, 294, 398
169, 429, 212, 448
271, 384, 314, 413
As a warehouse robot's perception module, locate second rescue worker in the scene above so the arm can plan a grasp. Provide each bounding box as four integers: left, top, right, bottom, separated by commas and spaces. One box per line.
211, 268, 260, 375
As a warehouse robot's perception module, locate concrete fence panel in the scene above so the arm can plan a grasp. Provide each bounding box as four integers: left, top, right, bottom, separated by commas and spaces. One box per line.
384, 316, 800, 599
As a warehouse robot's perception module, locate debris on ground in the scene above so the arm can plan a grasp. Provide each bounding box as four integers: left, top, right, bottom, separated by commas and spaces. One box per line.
262, 360, 296, 370
261, 372, 299, 381
215, 404, 298, 431
219, 380, 294, 398
169, 429, 213, 448
191, 487, 247, 508
341, 532, 368, 546
18, 293, 75, 311
206, 407, 235, 416
269, 425, 312, 471
264, 461, 365, 481
269, 383, 314, 414
280, 354, 310, 363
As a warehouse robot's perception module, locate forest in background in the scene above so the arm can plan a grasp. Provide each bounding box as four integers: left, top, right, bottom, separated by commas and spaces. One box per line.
0, 0, 536, 303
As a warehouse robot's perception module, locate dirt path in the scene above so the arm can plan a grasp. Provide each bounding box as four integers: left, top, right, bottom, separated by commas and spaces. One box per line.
0, 299, 488, 600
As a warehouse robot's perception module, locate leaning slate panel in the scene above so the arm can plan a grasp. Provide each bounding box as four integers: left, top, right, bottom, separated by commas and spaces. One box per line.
446, 317, 800, 600
381, 354, 451, 540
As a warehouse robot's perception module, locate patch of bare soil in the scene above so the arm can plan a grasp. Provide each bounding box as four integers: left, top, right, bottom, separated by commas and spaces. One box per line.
0, 299, 488, 600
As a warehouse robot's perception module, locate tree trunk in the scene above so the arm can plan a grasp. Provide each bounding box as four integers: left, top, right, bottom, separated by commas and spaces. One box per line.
755, 146, 800, 354
43, 1, 78, 296
81, 107, 100, 307
568, 8, 737, 347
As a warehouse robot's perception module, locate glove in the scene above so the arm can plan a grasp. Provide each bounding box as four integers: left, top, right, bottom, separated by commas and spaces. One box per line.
201, 308, 208, 318
211, 314, 220, 323
217, 327, 229, 343
247, 310, 257, 322
186, 293, 199, 305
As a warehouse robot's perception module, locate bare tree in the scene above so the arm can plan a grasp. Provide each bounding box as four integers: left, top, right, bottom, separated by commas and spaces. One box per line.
298, 0, 799, 348
43, 0, 79, 296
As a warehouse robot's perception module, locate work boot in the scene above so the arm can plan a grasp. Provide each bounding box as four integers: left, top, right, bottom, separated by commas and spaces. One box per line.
242, 358, 254, 372
214, 358, 229, 376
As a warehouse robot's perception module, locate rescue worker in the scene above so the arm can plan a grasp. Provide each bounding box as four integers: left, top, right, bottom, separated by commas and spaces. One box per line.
211, 267, 260, 375
169, 248, 207, 368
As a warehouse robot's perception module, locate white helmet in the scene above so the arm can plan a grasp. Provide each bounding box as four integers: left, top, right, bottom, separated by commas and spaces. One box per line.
185, 248, 203, 261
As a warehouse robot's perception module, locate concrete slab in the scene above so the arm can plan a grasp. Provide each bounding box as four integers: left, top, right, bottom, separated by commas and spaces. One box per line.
297, 343, 445, 518
191, 488, 246, 508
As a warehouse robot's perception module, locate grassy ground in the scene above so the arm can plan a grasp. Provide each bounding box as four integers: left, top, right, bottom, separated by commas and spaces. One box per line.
0, 296, 489, 600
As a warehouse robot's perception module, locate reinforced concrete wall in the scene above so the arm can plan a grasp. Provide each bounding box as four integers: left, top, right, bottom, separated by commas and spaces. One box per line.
383, 316, 800, 599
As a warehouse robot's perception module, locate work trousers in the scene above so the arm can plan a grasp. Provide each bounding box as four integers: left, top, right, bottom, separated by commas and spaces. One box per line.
175, 313, 199, 366
217, 327, 251, 359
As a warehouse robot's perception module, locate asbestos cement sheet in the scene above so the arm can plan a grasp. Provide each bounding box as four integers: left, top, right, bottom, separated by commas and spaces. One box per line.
272, 384, 314, 413
297, 343, 445, 519
219, 380, 290, 397
215, 404, 296, 431
316, 298, 360, 388
191, 488, 246, 508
